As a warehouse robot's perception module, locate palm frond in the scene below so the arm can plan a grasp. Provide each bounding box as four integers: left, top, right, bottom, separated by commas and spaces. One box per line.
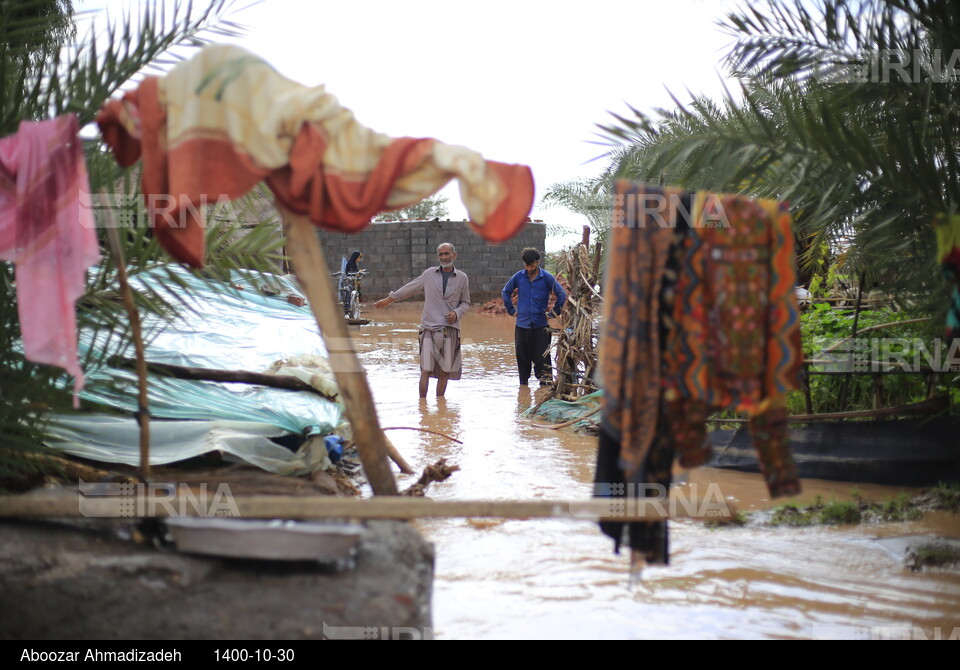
0, 0, 280, 483
3, 0, 244, 133
596, 0, 959, 314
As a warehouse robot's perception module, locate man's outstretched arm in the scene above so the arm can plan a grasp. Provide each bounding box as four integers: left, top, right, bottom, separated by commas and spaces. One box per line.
375, 271, 427, 308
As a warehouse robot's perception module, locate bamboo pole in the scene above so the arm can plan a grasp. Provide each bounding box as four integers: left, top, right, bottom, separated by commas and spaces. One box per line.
100, 194, 150, 481
278, 206, 408, 493
0, 494, 733, 522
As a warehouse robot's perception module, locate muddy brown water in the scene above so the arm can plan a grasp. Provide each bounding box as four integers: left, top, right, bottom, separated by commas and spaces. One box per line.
354, 305, 960, 640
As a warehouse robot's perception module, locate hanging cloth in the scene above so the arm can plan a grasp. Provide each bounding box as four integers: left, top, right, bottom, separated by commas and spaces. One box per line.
596, 184, 677, 473
664, 191, 803, 496
594, 182, 802, 563
0, 115, 100, 406
96, 44, 535, 268
599, 183, 802, 489
934, 214, 960, 340
665, 193, 803, 414
596, 183, 803, 564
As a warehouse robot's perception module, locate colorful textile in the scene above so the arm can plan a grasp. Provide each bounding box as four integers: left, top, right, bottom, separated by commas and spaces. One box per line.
597, 184, 677, 471
0, 115, 99, 406
745, 399, 799, 497
599, 182, 803, 496
672, 193, 802, 496
97, 45, 534, 268
665, 193, 803, 413
934, 214, 960, 340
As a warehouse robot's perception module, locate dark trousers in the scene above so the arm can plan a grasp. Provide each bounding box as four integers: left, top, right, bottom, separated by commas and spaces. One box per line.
515, 325, 552, 383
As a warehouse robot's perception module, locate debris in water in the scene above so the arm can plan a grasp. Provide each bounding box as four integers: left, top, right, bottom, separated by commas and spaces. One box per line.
401, 458, 460, 497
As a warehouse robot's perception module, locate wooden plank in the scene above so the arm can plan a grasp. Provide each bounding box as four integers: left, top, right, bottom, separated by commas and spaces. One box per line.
280, 207, 412, 490
0, 494, 733, 522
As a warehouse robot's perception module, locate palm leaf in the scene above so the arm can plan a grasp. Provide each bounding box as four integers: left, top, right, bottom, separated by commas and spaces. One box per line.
0, 0, 295, 487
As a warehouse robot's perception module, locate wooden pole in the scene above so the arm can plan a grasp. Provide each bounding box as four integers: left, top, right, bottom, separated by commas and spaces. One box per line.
584, 241, 602, 387
708, 394, 949, 423
0, 494, 734, 522
100, 194, 150, 481
802, 371, 814, 415
873, 372, 884, 411
109, 357, 337, 400
818, 317, 933, 356
557, 245, 583, 394
279, 206, 408, 493
838, 270, 867, 410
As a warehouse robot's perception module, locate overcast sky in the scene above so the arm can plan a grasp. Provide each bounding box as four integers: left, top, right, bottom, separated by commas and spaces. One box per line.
82, 0, 742, 244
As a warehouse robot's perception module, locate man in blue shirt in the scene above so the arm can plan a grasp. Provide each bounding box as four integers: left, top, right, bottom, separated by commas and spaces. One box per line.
502, 248, 567, 386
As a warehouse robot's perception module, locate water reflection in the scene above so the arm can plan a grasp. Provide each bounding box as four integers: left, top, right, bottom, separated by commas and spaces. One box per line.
355, 305, 960, 640
415, 397, 463, 459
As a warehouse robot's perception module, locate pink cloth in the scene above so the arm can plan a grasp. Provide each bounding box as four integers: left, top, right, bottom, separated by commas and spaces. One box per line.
0, 115, 100, 406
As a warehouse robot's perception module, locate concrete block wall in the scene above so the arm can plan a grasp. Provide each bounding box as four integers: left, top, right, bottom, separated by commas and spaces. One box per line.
314, 220, 546, 301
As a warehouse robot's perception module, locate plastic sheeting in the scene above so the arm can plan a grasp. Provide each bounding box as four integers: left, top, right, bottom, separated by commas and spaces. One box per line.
46, 415, 331, 476
47, 265, 346, 473
524, 390, 603, 429
229, 268, 307, 311
100, 265, 328, 372
78, 367, 342, 437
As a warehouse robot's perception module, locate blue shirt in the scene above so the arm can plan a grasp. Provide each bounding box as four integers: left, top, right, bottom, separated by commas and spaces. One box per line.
502, 268, 567, 328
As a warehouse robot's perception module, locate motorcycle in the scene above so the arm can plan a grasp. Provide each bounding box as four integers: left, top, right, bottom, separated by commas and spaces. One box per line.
331, 251, 367, 320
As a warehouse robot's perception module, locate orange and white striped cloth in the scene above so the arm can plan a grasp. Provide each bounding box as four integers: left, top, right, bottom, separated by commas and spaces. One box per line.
97, 45, 534, 268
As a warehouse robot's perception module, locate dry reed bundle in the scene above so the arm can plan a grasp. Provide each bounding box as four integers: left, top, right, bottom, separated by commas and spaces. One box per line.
534, 233, 603, 414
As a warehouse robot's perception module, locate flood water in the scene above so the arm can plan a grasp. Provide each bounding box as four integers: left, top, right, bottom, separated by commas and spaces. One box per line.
353, 305, 960, 640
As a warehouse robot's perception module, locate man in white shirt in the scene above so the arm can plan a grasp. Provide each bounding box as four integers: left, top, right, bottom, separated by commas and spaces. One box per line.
375, 243, 471, 397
